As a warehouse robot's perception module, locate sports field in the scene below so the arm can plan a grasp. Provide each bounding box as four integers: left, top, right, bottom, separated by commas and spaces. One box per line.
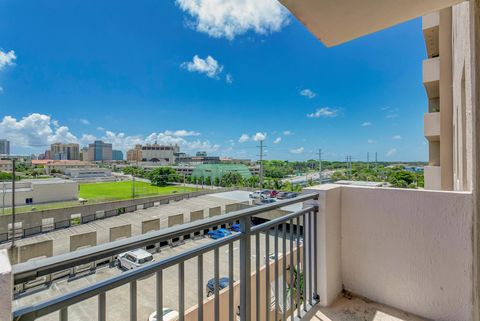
1, 181, 196, 214
79, 181, 196, 202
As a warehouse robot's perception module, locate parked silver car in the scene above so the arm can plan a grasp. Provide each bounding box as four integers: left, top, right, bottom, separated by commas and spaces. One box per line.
118, 248, 154, 270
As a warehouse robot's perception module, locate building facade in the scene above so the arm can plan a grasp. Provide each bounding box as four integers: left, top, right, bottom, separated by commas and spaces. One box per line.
0, 178, 78, 207
422, 3, 474, 191
126, 143, 179, 164
112, 150, 123, 161
50, 143, 80, 160
0, 139, 10, 155
85, 140, 112, 162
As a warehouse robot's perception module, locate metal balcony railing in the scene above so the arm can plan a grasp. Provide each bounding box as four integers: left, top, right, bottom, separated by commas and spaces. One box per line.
12, 193, 319, 321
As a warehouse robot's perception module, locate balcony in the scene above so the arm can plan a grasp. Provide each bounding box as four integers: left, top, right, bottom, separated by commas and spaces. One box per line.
424, 112, 440, 141
0, 185, 474, 321
422, 11, 440, 58
423, 57, 440, 99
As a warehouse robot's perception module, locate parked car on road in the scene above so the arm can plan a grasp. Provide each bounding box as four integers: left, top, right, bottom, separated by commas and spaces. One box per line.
206, 277, 232, 296
207, 228, 232, 239
276, 192, 289, 199
148, 308, 179, 321
285, 192, 298, 199
118, 249, 154, 270
250, 190, 270, 199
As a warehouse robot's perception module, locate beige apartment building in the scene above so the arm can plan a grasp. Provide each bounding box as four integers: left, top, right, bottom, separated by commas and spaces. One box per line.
422, 5, 474, 191
126, 143, 180, 163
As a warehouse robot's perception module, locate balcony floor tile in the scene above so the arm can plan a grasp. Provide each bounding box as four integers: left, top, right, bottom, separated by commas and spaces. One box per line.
303, 295, 428, 321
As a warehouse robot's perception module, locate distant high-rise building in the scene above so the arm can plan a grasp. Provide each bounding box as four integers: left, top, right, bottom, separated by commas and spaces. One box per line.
50, 143, 80, 160
0, 139, 10, 155
85, 140, 112, 161
112, 150, 124, 161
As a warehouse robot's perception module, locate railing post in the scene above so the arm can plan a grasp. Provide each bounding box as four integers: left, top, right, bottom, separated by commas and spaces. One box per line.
239, 215, 251, 321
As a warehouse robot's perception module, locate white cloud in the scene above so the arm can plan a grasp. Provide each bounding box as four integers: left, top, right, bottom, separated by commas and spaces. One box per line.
80, 134, 97, 145
386, 114, 398, 119
283, 130, 293, 136
96, 126, 105, 131
225, 73, 233, 84
0, 50, 16, 70
299, 89, 316, 99
386, 148, 397, 157
175, 0, 289, 40
367, 139, 376, 144
307, 107, 339, 118
181, 55, 223, 78
238, 134, 249, 143
0, 113, 216, 153
273, 137, 281, 144
0, 113, 78, 148
290, 147, 304, 154
253, 132, 266, 141
392, 135, 402, 140
361, 122, 372, 127
79, 118, 90, 125
164, 130, 200, 137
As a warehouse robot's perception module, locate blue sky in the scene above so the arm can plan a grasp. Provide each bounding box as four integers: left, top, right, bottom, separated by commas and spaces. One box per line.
0, 0, 428, 161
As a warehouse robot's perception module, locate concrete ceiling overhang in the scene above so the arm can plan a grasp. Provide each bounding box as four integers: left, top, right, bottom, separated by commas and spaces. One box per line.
279, 0, 465, 47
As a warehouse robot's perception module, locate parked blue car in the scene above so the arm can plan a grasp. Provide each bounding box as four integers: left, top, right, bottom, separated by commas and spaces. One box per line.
230, 223, 241, 232
207, 228, 232, 239
206, 277, 231, 296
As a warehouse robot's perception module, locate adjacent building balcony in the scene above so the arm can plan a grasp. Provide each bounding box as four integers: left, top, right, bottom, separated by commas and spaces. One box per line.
422, 11, 440, 58
423, 112, 440, 141
0, 184, 474, 321
423, 57, 440, 99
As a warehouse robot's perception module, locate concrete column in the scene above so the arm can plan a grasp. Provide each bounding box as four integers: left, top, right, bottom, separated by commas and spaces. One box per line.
440, 7, 454, 190
0, 249, 12, 321
471, 2, 480, 320
304, 184, 342, 307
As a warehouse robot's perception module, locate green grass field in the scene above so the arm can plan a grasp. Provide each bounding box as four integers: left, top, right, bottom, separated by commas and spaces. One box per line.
79, 181, 196, 202
1, 181, 196, 214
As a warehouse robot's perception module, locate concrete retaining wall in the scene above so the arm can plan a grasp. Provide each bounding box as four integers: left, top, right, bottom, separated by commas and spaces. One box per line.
225, 202, 252, 213
0, 188, 232, 234
11, 240, 53, 264
142, 219, 160, 234
70, 231, 97, 251
190, 210, 204, 222
168, 214, 184, 228
109, 224, 132, 242
209, 206, 221, 217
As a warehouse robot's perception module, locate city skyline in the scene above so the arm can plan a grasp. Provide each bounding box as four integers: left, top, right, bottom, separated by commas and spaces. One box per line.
0, 0, 427, 161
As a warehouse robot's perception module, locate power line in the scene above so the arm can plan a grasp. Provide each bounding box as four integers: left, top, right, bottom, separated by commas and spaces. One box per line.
317, 149, 322, 184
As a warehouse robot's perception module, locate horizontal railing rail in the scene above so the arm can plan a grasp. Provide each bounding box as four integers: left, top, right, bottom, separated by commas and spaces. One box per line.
13, 193, 319, 321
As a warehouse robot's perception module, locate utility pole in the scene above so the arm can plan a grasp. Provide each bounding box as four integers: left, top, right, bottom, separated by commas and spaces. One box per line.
367, 152, 370, 168
11, 159, 16, 249
346, 156, 352, 180
257, 140, 266, 188
317, 149, 323, 184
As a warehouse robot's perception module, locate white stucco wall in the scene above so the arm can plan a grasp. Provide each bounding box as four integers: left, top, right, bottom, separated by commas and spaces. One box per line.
0, 249, 12, 321
452, 2, 474, 192
340, 185, 473, 321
